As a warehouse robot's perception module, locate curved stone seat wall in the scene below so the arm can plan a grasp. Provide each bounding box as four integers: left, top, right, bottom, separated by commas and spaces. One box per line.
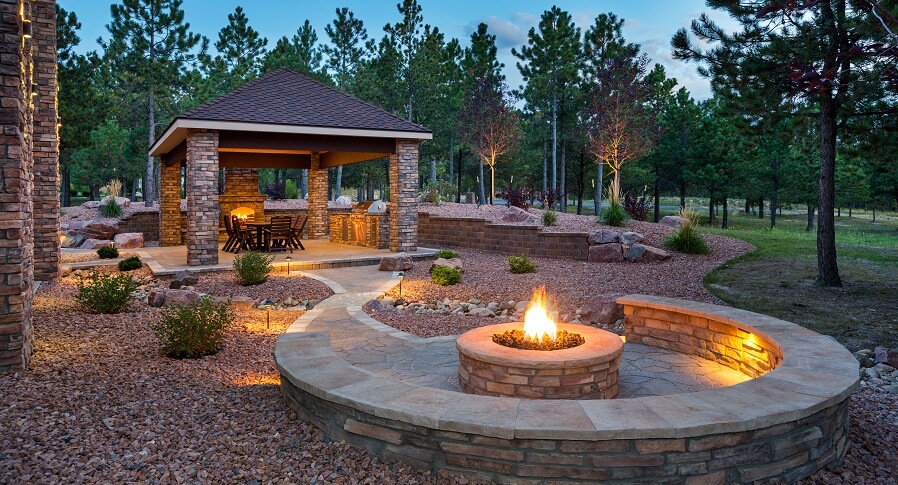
276, 295, 859, 483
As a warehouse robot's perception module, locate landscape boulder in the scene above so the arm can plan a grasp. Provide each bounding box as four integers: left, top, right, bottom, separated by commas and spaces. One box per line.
659, 215, 688, 228
61, 234, 85, 249
430, 257, 463, 273
169, 270, 199, 289
620, 231, 646, 246
588, 243, 624, 263
81, 200, 101, 209
500, 206, 537, 224
469, 307, 496, 318
577, 293, 626, 326
379, 253, 413, 271
113, 232, 144, 249
587, 229, 620, 245
335, 195, 353, 206
78, 220, 120, 240
79, 238, 113, 250
101, 196, 131, 208
875, 346, 898, 368
148, 288, 201, 308
626, 244, 671, 263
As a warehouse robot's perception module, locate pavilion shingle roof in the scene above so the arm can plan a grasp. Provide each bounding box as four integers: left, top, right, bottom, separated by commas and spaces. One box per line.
178, 68, 430, 134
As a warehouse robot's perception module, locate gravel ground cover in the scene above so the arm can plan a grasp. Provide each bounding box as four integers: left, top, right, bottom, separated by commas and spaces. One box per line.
60, 252, 139, 264
0, 271, 435, 484
193, 272, 334, 303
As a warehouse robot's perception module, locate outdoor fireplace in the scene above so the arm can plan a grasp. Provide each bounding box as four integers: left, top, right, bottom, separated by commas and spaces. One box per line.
456, 288, 623, 399
230, 206, 255, 221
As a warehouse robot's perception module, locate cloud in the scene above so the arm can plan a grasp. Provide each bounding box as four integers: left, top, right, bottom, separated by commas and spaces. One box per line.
470, 13, 536, 50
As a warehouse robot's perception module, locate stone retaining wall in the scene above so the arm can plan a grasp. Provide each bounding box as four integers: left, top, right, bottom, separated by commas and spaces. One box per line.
419, 213, 588, 260
276, 295, 859, 483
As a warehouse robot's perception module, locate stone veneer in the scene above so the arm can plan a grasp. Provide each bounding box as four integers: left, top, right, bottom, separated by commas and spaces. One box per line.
389, 139, 418, 252
419, 213, 589, 260
159, 162, 181, 247
1, 0, 57, 372
456, 322, 623, 400
329, 212, 389, 249
185, 130, 219, 266
307, 152, 328, 239
276, 295, 859, 483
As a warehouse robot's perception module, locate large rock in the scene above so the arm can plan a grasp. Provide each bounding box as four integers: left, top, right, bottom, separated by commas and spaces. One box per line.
113, 232, 144, 249
659, 215, 688, 228
335, 195, 353, 206
430, 257, 463, 273
577, 293, 625, 326
500, 206, 537, 224
79, 238, 113, 250
78, 220, 120, 240
626, 244, 671, 263
620, 231, 646, 246
81, 200, 101, 209
875, 346, 898, 368
61, 233, 85, 249
169, 270, 199, 289
101, 196, 131, 208
469, 307, 496, 318
379, 253, 413, 271
587, 229, 620, 245
148, 289, 201, 308
588, 243, 624, 263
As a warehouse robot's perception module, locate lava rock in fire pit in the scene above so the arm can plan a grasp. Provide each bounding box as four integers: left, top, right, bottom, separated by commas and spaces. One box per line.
492, 329, 585, 351
378, 253, 413, 271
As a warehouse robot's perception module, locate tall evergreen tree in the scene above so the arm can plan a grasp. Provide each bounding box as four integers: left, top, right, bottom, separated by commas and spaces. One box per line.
101, 0, 200, 206
384, 0, 425, 121
263, 21, 326, 79
215, 6, 268, 84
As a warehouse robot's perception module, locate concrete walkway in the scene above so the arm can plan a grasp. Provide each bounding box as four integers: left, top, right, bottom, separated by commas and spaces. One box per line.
294, 266, 749, 398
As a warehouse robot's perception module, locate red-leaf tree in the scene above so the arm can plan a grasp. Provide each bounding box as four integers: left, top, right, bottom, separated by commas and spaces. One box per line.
460, 74, 519, 204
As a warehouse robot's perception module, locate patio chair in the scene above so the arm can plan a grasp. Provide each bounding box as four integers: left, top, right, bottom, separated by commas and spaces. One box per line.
264, 216, 293, 253
231, 215, 255, 254
289, 215, 307, 250
223, 215, 237, 252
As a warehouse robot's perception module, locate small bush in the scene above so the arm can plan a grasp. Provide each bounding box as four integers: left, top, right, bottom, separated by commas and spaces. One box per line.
98, 200, 123, 218
233, 251, 274, 285
542, 210, 557, 227
499, 185, 533, 210
96, 246, 119, 259
76, 271, 140, 314
263, 180, 286, 200
431, 265, 462, 286
154, 297, 235, 359
434, 249, 459, 259
664, 206, 709, 254
624, 192, 650, 221
508, 255, 537, 274
601, 201, 627, 227
285, 179, 298, 199
118, 255, 143, 271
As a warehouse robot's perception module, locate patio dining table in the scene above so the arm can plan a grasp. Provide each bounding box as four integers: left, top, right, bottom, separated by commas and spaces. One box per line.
244, 221, 271, 251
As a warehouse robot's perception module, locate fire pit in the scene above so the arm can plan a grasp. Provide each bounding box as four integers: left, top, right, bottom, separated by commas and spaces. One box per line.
456, 288, 623, 399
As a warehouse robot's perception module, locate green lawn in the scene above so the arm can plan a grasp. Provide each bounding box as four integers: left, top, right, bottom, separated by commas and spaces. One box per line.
701, 211, 898, 351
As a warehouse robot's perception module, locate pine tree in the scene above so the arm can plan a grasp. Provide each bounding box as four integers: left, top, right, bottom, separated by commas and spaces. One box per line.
323, 8, 368, 91
101, 0, 200, 206
215, 6, 268, 84
384, 0, 424, 121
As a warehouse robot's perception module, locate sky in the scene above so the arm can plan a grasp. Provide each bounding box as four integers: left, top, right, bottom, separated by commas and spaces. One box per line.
58, 0, 738, 100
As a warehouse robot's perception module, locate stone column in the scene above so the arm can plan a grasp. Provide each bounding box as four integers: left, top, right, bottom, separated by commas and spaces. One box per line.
31, 0, 57, 282
185, 130, 219, 266
159, 162, 181, 246
307, 152, 328, 239
389, 139, 419, 252
0, 0, 35, 372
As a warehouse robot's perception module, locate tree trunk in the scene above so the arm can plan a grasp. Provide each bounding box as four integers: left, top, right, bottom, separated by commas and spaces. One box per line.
594, 163, 602, 215
770, 184, 778, 229
551, 94, 557, 191
542, 140, 548, 196
653, 176, 660, 223
745, 198, 750, 214
872, 206, 876, 223
758, 197, 764, 219
357, 186, 363, 202
816, 97, 841, 286
722, 195, 728, 229
429, 155, 437, 185
807, 205, 815, 232
336, 166, 343, 199
560, 142, 567, 212
490, 162, 496, 206
146, 90, 155, 207
848, 204, 852, 217
708, 199, 714, 224
478, 158, 486, 205
837, 206, 840, 217
301, 169, 308, 199
457, 146, 463, 203
60, 166, 71, 207
679, 181, 686, 210
131, 173, 139, 201
89, 184, 98, 201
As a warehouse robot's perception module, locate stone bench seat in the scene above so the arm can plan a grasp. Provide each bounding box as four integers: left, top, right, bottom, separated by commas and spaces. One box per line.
276, 295, 859, 483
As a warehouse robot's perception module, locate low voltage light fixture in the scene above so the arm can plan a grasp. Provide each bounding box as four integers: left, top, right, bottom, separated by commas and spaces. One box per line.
285, 256, 292, 274
398, 271, 405, 296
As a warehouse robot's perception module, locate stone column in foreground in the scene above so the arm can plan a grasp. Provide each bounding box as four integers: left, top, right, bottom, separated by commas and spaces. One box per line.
389, 139, 419, 252
185, 129, 219, 266
159, 161, 181, 247
307, 152, 328, 239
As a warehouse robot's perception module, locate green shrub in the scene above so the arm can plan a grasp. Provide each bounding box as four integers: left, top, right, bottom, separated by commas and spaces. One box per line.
601, 201, 627, 227
508, 255, 537, 274
118, 255, 143, 271
431, 265, 462, 286
663, 206, 709, 254
154, 297, 234, 359
98, 200, 123, 218
96, 246, 119, 259
76, 271, 140, 314
434, 249, 459, 259
233, 251, 274, 285
285, 179, 298, 199
542, 210, 557, 227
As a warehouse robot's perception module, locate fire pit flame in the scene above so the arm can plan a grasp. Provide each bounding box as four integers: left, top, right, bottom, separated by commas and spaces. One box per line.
523, 287, 556, 342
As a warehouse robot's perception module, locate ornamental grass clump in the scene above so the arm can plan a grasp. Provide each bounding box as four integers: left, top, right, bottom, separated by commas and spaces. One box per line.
508, 254, 537, 274
431, 265, 462, 286
154, 297, 234, 359
434, 249, 459, 259
76, 271, 140, 314
600, 179, 627, 227
96, 246, 119, 259
98, 179, 124, 218
542, 209, 557, 227
233, 251, 274, 285
118, 255, 143, 271
664, 205, 709, 254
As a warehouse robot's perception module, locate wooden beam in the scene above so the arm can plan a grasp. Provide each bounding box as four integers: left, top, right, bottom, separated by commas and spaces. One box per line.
219, 147, 312, 155
218, 130, 396, 154
161, 140, 186, 166
319, 151, 392, 169
219, 152, 311, 169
